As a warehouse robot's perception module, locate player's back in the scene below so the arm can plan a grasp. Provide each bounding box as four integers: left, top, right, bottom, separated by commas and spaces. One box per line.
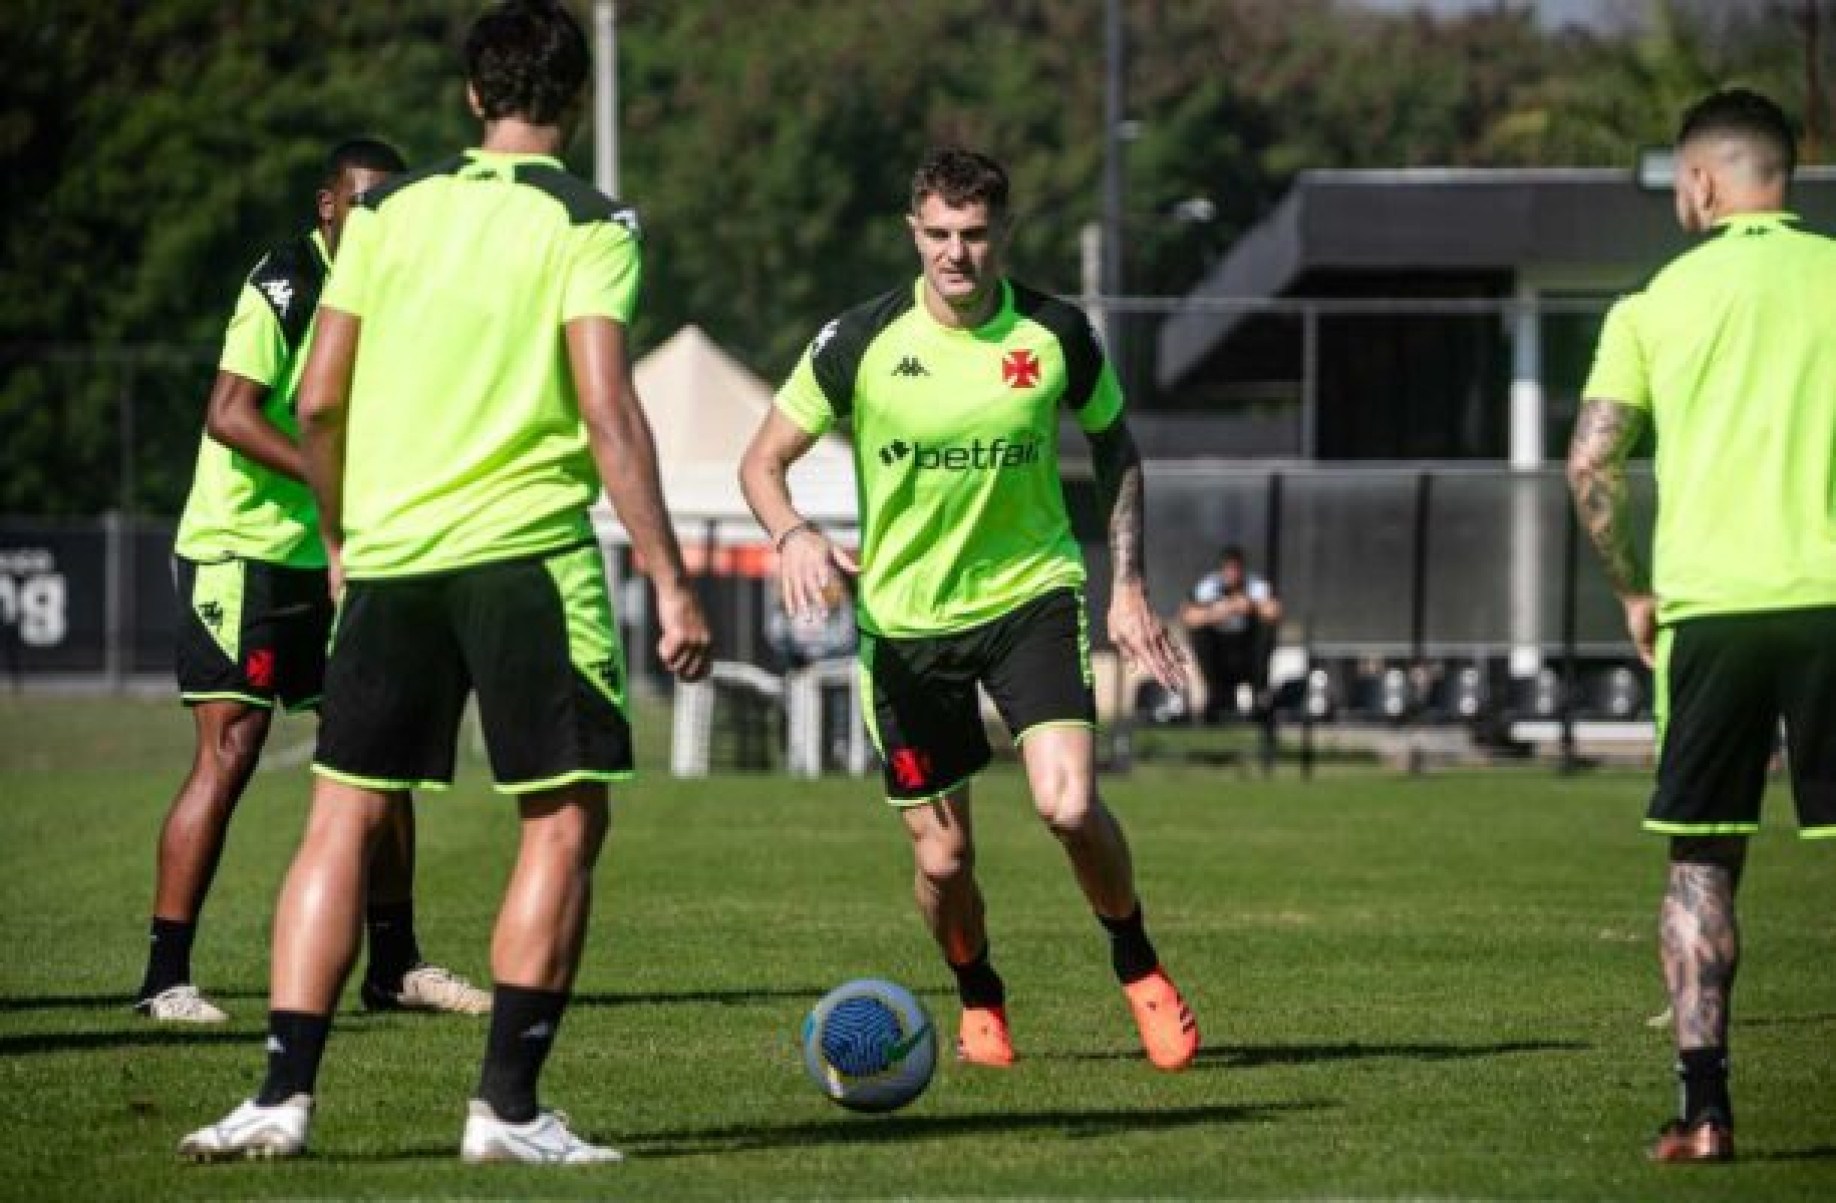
322, 149, 642, 580
1636, 214, 1836, 617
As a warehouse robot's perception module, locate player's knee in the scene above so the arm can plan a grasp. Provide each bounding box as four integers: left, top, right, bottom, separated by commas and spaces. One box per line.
521, 791, 610, 863
1033, 774, 1096, 837
206, 710, 271, 778
912, 834, 973, 888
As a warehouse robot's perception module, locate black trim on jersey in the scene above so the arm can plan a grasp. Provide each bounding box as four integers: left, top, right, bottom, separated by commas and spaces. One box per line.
1010, 281, 1106, 411
246, 233, 328, 351
809, 286, 915, 425
355, 154, 468, 211
514, 163, 640, 235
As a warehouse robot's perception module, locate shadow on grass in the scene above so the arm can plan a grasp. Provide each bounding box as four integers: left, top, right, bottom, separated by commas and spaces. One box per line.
1737, 1011, 1836, 1029
1750, 1144, 1836, 1162
569, 985, 842, 1009
1045, 1038, 1587, 1069
0, 1029, 258, 1056
627, 1100, 1331, 1157
0, 989, 267, 1013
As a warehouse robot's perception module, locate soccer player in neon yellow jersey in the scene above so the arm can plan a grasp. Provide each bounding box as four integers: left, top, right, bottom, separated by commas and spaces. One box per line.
140, 139, 486, 1024
1569, 88, 1836, 1164
180, 0, 709, 1165
742, 148, 1198, 1072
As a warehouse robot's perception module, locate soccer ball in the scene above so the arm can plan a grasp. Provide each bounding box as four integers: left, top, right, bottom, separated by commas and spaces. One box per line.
800, 978, 936, 1112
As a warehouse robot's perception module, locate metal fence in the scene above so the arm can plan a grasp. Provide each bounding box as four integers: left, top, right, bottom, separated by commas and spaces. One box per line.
3, 462, 1648, 683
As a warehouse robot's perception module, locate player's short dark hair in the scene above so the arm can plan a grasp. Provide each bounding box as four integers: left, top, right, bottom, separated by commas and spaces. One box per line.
464, 0, 590, 126
321, 138, 406, 189
911, 148, 1010, 220
1676, 88, 1796, 176
1219, 545, 1245, 565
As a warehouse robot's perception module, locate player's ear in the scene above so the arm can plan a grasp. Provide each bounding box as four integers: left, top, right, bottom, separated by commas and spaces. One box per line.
465, 82, 485, 120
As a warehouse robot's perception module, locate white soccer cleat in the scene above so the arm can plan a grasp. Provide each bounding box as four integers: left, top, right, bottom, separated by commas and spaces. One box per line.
136, 984, 230, 1024
363, 964, 492, 1015
460, 1101, 623, 1165
177, 1095, 312, 1161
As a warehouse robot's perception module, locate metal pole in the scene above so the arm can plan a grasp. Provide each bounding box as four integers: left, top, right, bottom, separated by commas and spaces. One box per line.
111, 362, 137, 689
1101, 0, 1125, 375
1558, 484, 1581, 774
1409, 470, 1433, 725
1300, 306, 1320, 458
1300, 612, 1315, 781
1263, 470, 1283, 590
593, 1, 619, 196
1080, 220, 1107, 354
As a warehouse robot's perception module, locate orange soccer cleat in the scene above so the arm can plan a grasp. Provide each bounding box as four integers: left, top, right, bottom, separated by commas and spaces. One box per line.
956, 1005, 1017, 1067
1648, 1116, 1734, 1163
1123, 967, 1199, 1071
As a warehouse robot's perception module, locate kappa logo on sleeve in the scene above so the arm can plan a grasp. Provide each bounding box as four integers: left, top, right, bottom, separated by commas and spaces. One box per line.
259, 279, 295, 318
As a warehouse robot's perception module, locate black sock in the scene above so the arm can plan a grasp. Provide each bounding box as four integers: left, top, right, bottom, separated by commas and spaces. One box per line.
256, 1010, 332, 1105
1098, 905, 1160, 985
137, 917, 197, 1001
476, 985, 568, 1124
948, 946, 1006, 1009
1677, 1047, 1732, 1127
364, 900, 422, 987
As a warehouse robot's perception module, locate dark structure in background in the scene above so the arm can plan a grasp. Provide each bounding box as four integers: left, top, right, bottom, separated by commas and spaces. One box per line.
1154, 167, 1836, 460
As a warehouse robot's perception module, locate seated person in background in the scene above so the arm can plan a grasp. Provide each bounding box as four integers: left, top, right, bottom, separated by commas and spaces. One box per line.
1178, 546, 1282, 725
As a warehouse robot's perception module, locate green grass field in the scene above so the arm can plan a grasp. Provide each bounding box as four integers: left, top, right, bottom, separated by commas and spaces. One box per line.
1, 696, 1832, 1201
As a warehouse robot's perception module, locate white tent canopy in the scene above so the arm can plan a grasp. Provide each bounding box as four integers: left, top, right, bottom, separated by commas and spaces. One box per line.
594, 324, 858, 544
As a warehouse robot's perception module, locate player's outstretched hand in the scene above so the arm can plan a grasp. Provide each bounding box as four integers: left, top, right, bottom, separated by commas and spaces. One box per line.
656, 581, 712, 682
780, 527, 859, 624
1109, 582, 1187, 694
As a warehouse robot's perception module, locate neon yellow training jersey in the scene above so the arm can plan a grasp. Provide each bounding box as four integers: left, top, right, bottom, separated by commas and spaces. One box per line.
174, 230, 329, 569
1583, 211, 1836, 622
321, 149, 641, 579
776, 278, 1124, 637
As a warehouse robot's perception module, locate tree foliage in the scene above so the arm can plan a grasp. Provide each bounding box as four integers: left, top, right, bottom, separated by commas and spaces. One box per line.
0, 0, 1822, 514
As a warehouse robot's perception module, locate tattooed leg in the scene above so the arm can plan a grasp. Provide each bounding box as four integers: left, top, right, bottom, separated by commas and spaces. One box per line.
1661, 836, 1745, 1051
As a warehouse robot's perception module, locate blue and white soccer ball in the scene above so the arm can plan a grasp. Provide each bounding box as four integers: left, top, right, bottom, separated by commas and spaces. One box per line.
800, 978, 936, 1113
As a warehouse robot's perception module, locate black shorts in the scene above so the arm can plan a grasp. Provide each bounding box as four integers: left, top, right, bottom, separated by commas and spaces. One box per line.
313, 543, 632, 795
1650, 606, 1836, 838
860, 588, 1096, 803
173, 555, 332, 712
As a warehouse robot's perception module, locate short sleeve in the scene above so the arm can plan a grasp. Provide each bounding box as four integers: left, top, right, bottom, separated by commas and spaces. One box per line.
561, 218, 642, 325
1076, 357, 1125, 434
320, 206, 378, 319
217, 285, 288, 387
1582, 296, 1650, 411
774, 342, 836, 437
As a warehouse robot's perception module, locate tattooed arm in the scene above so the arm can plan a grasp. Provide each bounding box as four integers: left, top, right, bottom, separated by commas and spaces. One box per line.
1088, 419, 1184, 690
1566, 398, 1657, 664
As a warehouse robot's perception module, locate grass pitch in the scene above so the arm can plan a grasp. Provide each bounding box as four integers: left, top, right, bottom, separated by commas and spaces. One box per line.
1, 696, 1832, 1201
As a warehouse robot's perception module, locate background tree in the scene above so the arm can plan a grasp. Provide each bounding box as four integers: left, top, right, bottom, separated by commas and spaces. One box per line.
1, 0, 1824, 516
